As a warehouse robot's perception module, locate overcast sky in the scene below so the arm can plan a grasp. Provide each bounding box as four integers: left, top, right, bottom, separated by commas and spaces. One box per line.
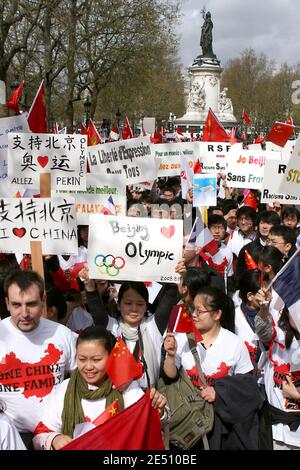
179, 0, 300, 70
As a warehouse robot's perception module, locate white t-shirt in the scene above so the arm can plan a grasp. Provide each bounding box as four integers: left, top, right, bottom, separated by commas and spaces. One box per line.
262, 325, 300, 447
0, 317, 77, 433
33, 379, 144, 450
234, 306, 259, 364
227, 229, 256, 257
174, 327, 253, 387
66, 306, 94, 333
0, 413, 26, 450
210, 242, 234, 277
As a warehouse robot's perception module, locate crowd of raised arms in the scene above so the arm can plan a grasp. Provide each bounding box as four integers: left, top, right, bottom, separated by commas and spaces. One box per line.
0, 175, 299, 451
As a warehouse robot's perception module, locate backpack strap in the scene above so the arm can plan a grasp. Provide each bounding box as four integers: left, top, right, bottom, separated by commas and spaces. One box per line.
187, 333, 207, 392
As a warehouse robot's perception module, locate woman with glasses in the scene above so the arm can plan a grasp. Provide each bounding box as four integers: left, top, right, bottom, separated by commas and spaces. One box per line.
162, 287, 266, 449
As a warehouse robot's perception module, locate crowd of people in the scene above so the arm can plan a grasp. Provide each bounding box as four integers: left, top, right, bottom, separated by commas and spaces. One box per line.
0, 172, 299, 451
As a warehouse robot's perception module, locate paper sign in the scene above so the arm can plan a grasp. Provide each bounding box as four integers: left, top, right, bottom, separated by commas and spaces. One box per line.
0, 197, 78, 255
199, 142, 231, 172
261, 159, 300, 204
55, 174, 127, 224
278, 135, 300, 197
266, 140, 295, 161
8, 133, 87, 190
226, 148, 280, 190
87, 136, 156, 184
193, 174, 217, 207
88, 215, 182, 283
154, 142, 200, 177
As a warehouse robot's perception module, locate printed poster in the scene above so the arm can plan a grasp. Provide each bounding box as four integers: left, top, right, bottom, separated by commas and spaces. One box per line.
193, 174, 217, 207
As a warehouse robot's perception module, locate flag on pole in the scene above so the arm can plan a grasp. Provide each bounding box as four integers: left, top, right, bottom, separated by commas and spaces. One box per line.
187, 216, 219, 256
245, 250, 259, 271
228, 127, 238, 144
266, 122, 295, 147
242, 110, 252, 125
81, 122, 87, 135
202, 108, 228, 142
150, 130, 163, 143
168, 305, 202, 342
285, 117, 294, 126
100, 195, 116, 215
105, 336, 143, 389
87, 119, 101, 146
272, 248, 300, 332
193, 159, 202, 174
62, 390, 164, 450
7, 80, 24, 114
27, 81, 47, 133
121, 117, 133, 140
242, 190, 258, 210
109, 125, 119, 141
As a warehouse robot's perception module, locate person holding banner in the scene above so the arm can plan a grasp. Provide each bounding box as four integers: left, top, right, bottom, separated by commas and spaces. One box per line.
254, 291, 300, 449
33, 326, 167, 450
0, 270, 77, 448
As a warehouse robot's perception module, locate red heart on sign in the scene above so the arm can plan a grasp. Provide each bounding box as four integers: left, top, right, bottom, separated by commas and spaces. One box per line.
161, 226, 175, 238
37, 156, 49, 168
12, 227, 26, 238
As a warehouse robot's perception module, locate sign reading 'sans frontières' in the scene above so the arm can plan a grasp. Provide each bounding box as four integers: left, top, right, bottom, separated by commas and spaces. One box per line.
8, 133, 87, 190
88, 215, 182, 283
54, 173, 127, 224
87, 136, 157, 184
0, 197, 78, 255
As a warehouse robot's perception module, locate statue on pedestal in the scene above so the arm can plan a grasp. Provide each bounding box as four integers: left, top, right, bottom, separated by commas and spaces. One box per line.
218, 88, 233, 115
187, 81, 206, 112
193, 8, 219, 66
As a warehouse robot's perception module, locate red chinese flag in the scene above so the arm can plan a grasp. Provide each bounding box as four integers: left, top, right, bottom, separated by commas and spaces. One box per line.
193, 158, 202, 174
62, 390, 164, 450
267, 122, 295, 147
168, 305, 202, 342
87, 119, 101, 146
81, 122, 87, 135
121, 117, 133, 140
242, 109, 252, 125
202, 108, 228, 142
105, 336, 143, 389
150, 130, 163, 144
92, 399, 120, 427
245, 250, 259, 271
255, 135, 265, 144
27, 81, 47, 133
228, 127, 238, 144
286, 117, 294, 126
7, 80, 24, 114
243, 190, 258, 209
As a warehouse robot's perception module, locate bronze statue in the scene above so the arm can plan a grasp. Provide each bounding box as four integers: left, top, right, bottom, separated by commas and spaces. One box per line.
200, 10, 215, 57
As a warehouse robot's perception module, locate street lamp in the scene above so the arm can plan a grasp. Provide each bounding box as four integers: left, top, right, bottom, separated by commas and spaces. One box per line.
84, 95, 91, 128
116, 108, 121, 127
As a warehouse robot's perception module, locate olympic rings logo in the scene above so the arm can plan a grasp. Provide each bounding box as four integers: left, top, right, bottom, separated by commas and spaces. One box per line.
94, 254, 125, 277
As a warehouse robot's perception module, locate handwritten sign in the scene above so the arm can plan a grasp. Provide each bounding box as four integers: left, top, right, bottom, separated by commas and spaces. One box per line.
87, 136, 156, 184
154, 142, 201, 177
0, 197, 78, 255
88, 215, 182, 283
8, 133, 87, 190
226, 148, 280, 190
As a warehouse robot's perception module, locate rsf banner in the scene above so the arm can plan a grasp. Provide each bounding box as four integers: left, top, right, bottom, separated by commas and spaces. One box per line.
88, 215, 182, 283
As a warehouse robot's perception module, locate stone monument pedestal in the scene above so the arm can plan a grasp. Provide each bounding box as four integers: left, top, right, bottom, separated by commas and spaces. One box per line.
175, 57, 236, 132
0, 80, 7, 118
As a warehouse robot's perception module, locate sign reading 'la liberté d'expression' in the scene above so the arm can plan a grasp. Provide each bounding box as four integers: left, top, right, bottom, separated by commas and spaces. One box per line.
7, 133, 87, 191
0, 197, 78, 255
86, 136, 157, 184
88, 215, 183, 283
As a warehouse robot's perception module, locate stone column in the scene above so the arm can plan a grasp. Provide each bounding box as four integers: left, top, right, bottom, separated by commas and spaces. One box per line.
0, 80, 7, 117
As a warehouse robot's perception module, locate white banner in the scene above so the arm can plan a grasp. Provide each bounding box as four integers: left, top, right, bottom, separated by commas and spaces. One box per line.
278, 135, 300, 197
8, 133, 87, 190
0, 197, 78, 255
261, 159, 300, 204
88, 215, 182, 283
154, 142, 200, 177
199, 142, 231, 173
87, 136, 156, 184
266, 140, 295, 161
226, 148, 280, 190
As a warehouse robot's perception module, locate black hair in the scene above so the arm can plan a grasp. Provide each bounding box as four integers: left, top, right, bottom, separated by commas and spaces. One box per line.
222, 199, 238, 215
238, 271, 261, 304
258, 246, 284, 275
181, 268, 213, 300
237, 206, 257, 223
194, 286, 235, 333
77, 225, 89, 248
4, 269, 44, 300
207, 214, 227, 230
269, 225, 297, 246
118, 281, 149, 306
45, 283, 67, 321
278, 306, 298, 349
258, 210, 281, 226
76, 325, 116, 353
281, 206, 300, 223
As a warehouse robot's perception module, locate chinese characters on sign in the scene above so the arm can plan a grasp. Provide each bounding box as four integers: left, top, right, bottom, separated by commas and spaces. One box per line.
0, 197, 78, 255
8, 133, 87, 191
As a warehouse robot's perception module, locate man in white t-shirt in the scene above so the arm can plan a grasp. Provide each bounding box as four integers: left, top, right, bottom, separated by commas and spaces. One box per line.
0, 270, 77, 447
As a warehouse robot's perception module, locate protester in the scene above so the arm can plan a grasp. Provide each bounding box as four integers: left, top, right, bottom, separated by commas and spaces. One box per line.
33, 326, 167, 450
0, 400, 26, 450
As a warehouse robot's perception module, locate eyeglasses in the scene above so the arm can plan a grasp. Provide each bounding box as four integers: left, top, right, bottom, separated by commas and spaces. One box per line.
266, 238, 285, 245
193, 309, 216, 317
